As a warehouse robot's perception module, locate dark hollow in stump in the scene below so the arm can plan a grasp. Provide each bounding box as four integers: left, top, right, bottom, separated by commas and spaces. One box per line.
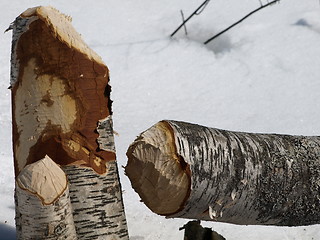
126, 120, 320, 226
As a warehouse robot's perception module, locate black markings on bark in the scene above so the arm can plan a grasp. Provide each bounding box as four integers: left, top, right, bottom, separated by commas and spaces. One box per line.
165, 121, 320, 226
63, 164, 129, 239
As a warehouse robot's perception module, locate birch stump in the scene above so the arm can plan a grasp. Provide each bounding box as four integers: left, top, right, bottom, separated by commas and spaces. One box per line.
10, 6, 128, 239
15, 156, 76, 239
126, 120, 320, 226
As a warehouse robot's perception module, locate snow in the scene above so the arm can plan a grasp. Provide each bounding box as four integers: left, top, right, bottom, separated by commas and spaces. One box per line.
1, 0, 320, 239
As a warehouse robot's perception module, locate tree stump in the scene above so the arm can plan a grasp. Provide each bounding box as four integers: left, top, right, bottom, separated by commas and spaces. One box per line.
126, 120, 320, 226
15, 156, 76, 239
10, 6, 128, 239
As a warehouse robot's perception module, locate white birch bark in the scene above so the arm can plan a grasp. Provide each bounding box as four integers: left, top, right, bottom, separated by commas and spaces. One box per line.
15, 155, 77, 239
63, 163, 128, 239
126, 120, 320, 226
10, 6, 128, 239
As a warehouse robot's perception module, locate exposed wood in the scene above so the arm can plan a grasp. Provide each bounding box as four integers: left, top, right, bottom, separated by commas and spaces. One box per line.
126, 120, 320, 226
11, 6, 114, 176
10, 6, 128, 239
126, 121, 190, 215
15, 156, 77, 239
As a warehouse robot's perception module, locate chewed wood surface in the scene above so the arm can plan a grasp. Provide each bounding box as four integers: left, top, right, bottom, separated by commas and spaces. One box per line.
126, 120, 320, 226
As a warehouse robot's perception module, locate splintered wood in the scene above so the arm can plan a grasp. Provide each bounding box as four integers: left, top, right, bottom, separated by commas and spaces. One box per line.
126, 120, 320, 226
10, 6, 128, 239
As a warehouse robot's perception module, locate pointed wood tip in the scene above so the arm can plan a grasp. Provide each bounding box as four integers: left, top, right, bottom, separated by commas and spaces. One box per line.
125, 121, 191, 216
16, 155, 67, 205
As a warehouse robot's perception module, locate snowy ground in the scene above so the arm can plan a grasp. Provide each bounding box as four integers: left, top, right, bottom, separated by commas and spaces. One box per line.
1, 0, 320, 239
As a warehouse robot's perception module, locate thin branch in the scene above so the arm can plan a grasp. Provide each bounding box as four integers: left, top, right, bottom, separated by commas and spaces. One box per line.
180, 10, 188, 36
204, 0, 280, 45
170, 0, 211, 38
195, 0, 211, 15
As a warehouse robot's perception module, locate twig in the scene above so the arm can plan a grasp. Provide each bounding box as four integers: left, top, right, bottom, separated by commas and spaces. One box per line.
204, 0, 280, 45
180, 10, 188, 36
195, 0, 211, 15
170, 0, 211, 37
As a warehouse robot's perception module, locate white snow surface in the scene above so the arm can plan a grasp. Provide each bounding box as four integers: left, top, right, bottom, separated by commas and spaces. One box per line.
1, 0, 320, 239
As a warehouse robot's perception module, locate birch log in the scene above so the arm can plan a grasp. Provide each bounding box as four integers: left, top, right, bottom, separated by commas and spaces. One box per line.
15, 155, 76, 239
10, 6, 128, 239
126, 120, 320, 226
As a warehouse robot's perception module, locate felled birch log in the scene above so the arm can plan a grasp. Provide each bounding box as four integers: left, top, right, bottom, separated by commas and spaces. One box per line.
15, 155, 76, 239
126, 120, 320, 226
10, 6, 128, 239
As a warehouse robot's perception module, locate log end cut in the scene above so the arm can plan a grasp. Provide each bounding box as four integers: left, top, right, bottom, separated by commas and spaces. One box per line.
125, 121, 191, 216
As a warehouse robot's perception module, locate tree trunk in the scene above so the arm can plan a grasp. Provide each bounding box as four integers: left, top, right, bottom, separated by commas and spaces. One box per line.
10, 6, 128, 239
63, 161, 128, 239
15, 155, 77, 239
126, 120, 320, 226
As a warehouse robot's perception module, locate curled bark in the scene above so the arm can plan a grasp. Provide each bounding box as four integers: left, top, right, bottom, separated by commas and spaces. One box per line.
126, 120, 320, 226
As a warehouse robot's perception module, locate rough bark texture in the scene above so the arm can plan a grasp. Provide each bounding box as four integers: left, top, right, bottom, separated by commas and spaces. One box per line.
126, 120, 320, 226
10, 6, 128, 239
63, 163, 128, 240
15, 156, 77, 239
